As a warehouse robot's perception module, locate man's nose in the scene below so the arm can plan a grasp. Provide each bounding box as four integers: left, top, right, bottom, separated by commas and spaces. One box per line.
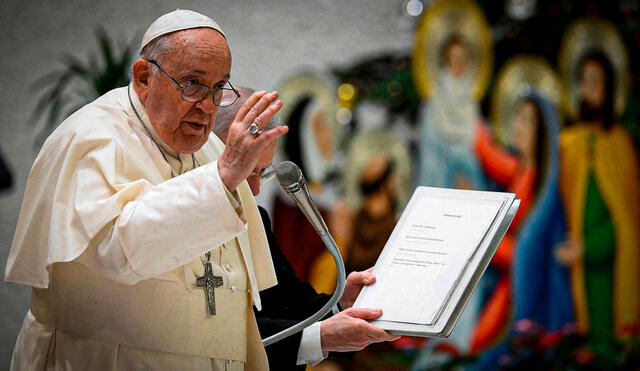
195, 94, 216, 114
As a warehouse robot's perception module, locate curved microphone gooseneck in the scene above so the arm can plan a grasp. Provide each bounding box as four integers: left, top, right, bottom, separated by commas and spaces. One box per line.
261, 161, 347, 347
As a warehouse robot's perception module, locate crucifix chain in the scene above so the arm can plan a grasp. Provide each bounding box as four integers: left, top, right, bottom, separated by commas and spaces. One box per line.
129, 86, 218, 315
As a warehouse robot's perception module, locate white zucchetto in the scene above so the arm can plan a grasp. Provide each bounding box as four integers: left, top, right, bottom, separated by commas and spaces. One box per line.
140, 9, 226, 53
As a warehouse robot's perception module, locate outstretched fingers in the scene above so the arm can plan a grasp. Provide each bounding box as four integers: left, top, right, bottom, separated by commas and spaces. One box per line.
237, 91, 281, 131
217, 89, 287, 192
233, 90, 267, 124
255, 125, 288, 145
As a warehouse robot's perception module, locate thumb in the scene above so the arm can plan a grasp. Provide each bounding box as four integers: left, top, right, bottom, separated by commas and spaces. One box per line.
343, 307, 383, 320
347, 270, 376, 286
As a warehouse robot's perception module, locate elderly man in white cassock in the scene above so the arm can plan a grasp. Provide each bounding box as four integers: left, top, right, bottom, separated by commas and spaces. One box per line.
4, 9, 394, 371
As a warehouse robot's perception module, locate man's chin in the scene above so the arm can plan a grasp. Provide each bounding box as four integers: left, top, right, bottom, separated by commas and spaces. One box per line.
172, 136, 208, 154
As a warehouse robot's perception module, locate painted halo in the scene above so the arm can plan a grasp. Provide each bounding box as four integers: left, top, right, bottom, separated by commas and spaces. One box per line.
412, 0, 493, 101
344, 130, 412, 212
558, 18, 629, 120
491, 55, 563, 143
276, 71, 339, 184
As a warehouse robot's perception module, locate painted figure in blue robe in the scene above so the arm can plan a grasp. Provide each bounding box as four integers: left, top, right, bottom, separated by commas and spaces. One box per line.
476, 91, 574, 369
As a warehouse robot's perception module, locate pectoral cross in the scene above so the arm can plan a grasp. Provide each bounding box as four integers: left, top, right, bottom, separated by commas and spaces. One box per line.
196, 258, 224, 316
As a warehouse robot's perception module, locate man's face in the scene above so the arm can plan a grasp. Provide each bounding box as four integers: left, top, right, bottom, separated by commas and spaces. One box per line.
247, 142, 277, 196
142, 28, 232, 153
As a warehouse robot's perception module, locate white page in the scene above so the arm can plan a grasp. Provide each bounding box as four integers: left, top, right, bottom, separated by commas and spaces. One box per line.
355, 194, 503, 325
368, 198, 520, 337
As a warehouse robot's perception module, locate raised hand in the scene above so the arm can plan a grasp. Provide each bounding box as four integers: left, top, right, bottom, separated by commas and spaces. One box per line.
218, 91, 288, 190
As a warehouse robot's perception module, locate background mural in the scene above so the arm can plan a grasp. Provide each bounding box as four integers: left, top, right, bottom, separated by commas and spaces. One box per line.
1, 0, 639, 369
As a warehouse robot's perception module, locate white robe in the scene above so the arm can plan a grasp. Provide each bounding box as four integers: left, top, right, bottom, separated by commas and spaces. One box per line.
5, 85, 278, 370
417, 73, 485, 190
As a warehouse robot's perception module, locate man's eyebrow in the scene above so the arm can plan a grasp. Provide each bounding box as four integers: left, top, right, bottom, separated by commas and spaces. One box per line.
214, 74, 232, 86
186, 70, 231, 80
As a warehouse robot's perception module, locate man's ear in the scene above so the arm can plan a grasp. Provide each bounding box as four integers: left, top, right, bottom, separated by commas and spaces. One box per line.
132, 59, 151, 101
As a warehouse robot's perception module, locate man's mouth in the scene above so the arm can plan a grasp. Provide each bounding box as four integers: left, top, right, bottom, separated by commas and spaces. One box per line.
183, 121, 207, 132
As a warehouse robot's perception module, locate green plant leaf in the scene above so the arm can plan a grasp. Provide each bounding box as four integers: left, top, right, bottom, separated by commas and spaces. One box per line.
31, 26, 134, 146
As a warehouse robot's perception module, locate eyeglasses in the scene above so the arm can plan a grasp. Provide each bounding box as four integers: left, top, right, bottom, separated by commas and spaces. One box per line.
147, 60, 240, 107
250, 164, 276, 184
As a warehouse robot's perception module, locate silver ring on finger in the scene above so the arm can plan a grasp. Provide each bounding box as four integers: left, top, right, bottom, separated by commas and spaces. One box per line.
249, 122, 262, 136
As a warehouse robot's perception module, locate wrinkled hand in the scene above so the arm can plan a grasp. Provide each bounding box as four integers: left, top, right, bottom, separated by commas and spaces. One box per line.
339, 268, 376, 309
320, 307, 400, 352
218, 91, 288, 190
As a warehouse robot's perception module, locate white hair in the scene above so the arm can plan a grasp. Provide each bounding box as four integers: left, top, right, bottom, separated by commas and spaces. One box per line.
139, 34, 175, 71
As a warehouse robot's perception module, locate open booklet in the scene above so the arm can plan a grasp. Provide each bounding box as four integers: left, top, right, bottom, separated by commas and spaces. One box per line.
353, 186, 520, 337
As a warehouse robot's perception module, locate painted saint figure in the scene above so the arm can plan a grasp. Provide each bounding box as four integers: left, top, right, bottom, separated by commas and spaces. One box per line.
470, 56, 574, 353
555, 19, 640, 349
417, 35, 485, 190
411, 0, 494, 359
472, 97, 546, 352
557, 49, 640, 345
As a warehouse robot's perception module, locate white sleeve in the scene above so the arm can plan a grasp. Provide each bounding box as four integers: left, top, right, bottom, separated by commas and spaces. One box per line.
75, 161, 246, 284
296, 322, 327, 365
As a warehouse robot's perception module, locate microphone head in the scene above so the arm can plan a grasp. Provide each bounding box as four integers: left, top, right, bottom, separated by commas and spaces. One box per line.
275, 161, 303, 187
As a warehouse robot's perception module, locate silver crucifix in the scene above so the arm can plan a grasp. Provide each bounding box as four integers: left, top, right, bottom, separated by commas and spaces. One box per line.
196, 261, 224, 315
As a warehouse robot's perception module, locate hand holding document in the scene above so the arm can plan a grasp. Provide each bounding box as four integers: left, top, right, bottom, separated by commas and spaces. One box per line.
353, 187, 520, 337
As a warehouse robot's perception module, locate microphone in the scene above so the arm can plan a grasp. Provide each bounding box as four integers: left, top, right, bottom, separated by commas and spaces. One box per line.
261, 161, 346, 347
275, 161, 329, 237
